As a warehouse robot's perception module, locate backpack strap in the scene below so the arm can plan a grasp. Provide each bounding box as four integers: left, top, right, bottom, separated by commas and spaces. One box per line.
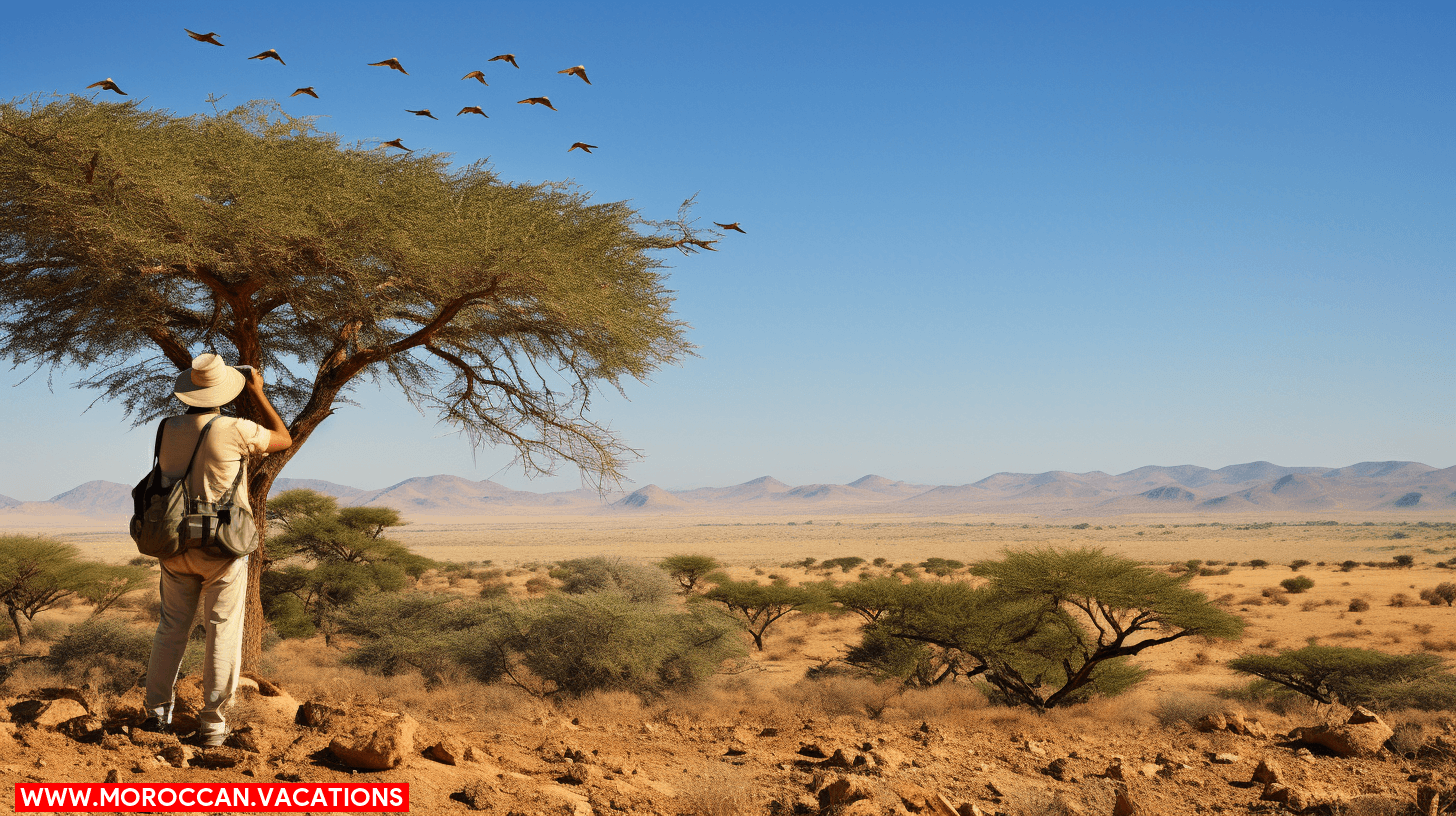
162, 415, 224, 493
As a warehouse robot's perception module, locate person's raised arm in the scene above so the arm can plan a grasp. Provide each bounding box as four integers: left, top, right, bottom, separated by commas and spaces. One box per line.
243, 369, 293, 453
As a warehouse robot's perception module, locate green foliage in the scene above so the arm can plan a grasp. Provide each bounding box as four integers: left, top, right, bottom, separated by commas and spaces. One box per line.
840, 624, 966, 688
1431, 583, 1456, 607
260, 490, 432, 643
1394, 554, 1415, 566
0, 535, 114, 644
1340, 560, 1359, 572
549, 557, 674, 603
1247, 559, 1269, 568
702, 579, 829, 650
516, 592, 743, 697
1288, 559, 1311, 571
47, 617, 151, 668
828, 576, 917, 624
865, 547, 1243, 709
821, 557, 866, 573
339, 590, 743, 697
656, 554, 722, 595
1280, 576, 1315, 594
1228, 645, 1456, 709
918, 557, 965, 577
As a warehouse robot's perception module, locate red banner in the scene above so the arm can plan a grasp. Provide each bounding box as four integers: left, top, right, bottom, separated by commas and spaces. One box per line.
14, 783, 408, 812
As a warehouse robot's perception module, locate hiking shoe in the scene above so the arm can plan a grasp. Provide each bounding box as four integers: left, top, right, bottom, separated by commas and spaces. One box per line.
137, 717, 170, 735
181, 730, 227, 748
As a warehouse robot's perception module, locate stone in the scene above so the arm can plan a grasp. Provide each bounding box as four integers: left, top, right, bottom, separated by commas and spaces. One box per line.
1112, 790, 1139, 815
1138, 763, 1161, 779
1046, 757, 1076, 781
1195, 713, 1227, 733
1294, 747, 1315, 763
1251, 758, 1282, 785
129, 730, 178, 749
798, 743, 829, 758
426, 738, 469, 765
328, 714, 417, 770
758, 727, 778, 737
57, 715, 104, 743
563, 760, 603, 786
957, 805, 988, 816
824, 748, 859, 769
161, 744, 192, 768
1292, 711, 1393, 758
1103, 761, 1126, 780
103, 769, 119, 783
1261, 784, 1291, 804
927, 792, 960, 816
818, 777, 880, 812
1211, 753, 1240, 764
8, 698, 88, 728
1024, 740, 1047, 756
192, 748, 246, 769
226, 724, 266, 754
840, 801, 882, 816
295, 701, 347, 729
870, 746, 906, 772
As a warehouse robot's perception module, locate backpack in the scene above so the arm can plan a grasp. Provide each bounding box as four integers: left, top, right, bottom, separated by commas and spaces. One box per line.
129, 416, 260, 559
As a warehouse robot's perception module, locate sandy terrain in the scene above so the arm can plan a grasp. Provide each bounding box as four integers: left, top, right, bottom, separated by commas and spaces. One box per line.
1, 515, 1453, 814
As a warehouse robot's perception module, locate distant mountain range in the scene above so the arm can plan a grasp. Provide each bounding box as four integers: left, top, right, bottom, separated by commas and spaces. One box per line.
3, 461, 1455, 520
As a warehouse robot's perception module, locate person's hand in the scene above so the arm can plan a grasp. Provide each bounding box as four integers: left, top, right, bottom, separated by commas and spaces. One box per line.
244, 367, 265, 392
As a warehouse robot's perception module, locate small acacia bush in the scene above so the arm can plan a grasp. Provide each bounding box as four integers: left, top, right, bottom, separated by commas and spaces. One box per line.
1349, 598, 1371, 612
1390, 593, 1413, 608
1280, 576, 1315, 594
549, 557, 674, 603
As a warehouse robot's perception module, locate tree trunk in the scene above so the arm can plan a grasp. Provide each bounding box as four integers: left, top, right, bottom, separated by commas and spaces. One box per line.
7, 607, 24, 646
240, 495, 267, 672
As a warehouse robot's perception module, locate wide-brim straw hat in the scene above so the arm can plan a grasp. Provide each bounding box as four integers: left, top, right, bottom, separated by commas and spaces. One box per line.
174, 353, 246, 407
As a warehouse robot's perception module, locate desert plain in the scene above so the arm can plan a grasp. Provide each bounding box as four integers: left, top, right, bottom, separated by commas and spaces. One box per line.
1, 502, 1454, 815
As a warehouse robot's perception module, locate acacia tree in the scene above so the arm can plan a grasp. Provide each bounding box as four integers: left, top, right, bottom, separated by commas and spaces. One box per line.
0, 95, 712, 668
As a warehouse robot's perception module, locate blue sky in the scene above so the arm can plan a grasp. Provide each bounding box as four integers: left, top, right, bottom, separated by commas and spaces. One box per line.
2, 1, 1453, 499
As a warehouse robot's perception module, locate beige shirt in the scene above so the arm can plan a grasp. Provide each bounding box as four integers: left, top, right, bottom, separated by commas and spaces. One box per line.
157, 414, 271, 513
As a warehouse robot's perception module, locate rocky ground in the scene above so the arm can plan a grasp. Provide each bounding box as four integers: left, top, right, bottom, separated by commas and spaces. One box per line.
0, 670, 1452, 816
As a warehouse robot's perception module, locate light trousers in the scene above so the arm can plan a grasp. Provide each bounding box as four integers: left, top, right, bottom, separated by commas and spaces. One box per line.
143, 548, 249, 738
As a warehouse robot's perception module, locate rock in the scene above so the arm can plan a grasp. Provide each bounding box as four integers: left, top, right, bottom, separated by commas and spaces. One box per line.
1046, 757, 1076, 781
1224, 711, 1249, 734
870, 746, 906, 772
426, 738, 469, 765
295, 701, 347, 729
129, 730, 178, 749
1292, 710, 1393, 758
758, 727, 778, 737
957, 804, 988, 816
819, 777, 880, 812
1195, 713, 1227, 733
226, 724, 266, 754
1103, 761, 1126, 780
161, 744, 192, 768
798, 743, 829, 759
9, 698, 88, 728
1295, 747, 1315, 763
192, 748, 246, 769
1113, 789, 1139, 815
458, 780, 496, 810
1138, 763, 1161, 779
563, 760, 603, 786
328, 713, 417, 770
104, 769, 119, 783
57, 715, 104, 743
27, 687, 101, 715
1212, 753, 1240, 764
1024, 740, 1047, 756
824, 748, 863, 769
926, 792, 961, 816
1261, 783, 1291, 804
1252, 758, 1282, 785
99, 734, 128, 752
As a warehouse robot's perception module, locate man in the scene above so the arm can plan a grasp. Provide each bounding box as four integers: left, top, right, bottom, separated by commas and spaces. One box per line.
140, 353, 291, 747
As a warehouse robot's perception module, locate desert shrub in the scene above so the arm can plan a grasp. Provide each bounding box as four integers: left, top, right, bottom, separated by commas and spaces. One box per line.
1229, 645, 1456, 710
550, 557, 674, 603
1288, 560, 1311, 571
702, 579, 830, 651
658, 554, 722, 595
871, 557, 889, 567
1393, 554, 1414, 565
265, 593, 316, 639
918, 557, 965, 577
341, 592, 512, 686
1266, 591, 1291, 606
1389, 593, 1413, 608
1348, 598, 1371, 612
1247, 559, 1269, 568
834, 625, 966, 688
1280, 576, 1315, 594
43, 617, 180, 692
1151, 692, 1225, 728
1300, 600, 1319, 612
517, 592, 743, 697
1198, 567, 1232, 576
1340, 560, 1358, 572
821, 556, 866, 573
478, 577, 511, 599
1239, 596, 1265, 606
1419, 639, 1456, 652
523, 575, 554, 595
862, 547, 1240, 709
1421, 583, 1456, 607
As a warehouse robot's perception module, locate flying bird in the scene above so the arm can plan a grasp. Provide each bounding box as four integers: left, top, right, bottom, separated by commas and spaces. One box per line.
290, 87, 318, 98
248, 49, 285, 65
184, 29, 224, 46
714, 222, 747, 234
568, 142, 597, 153
517, 96, 556, 110
369, 57, 408, 74
86, 78, 126, 95
457, 106, 488, 117
406, 109, 438, 119
380, 138, 412, 151
489, 54, 519, 68
461, 71, 488, 85
557, 65, 590, 84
